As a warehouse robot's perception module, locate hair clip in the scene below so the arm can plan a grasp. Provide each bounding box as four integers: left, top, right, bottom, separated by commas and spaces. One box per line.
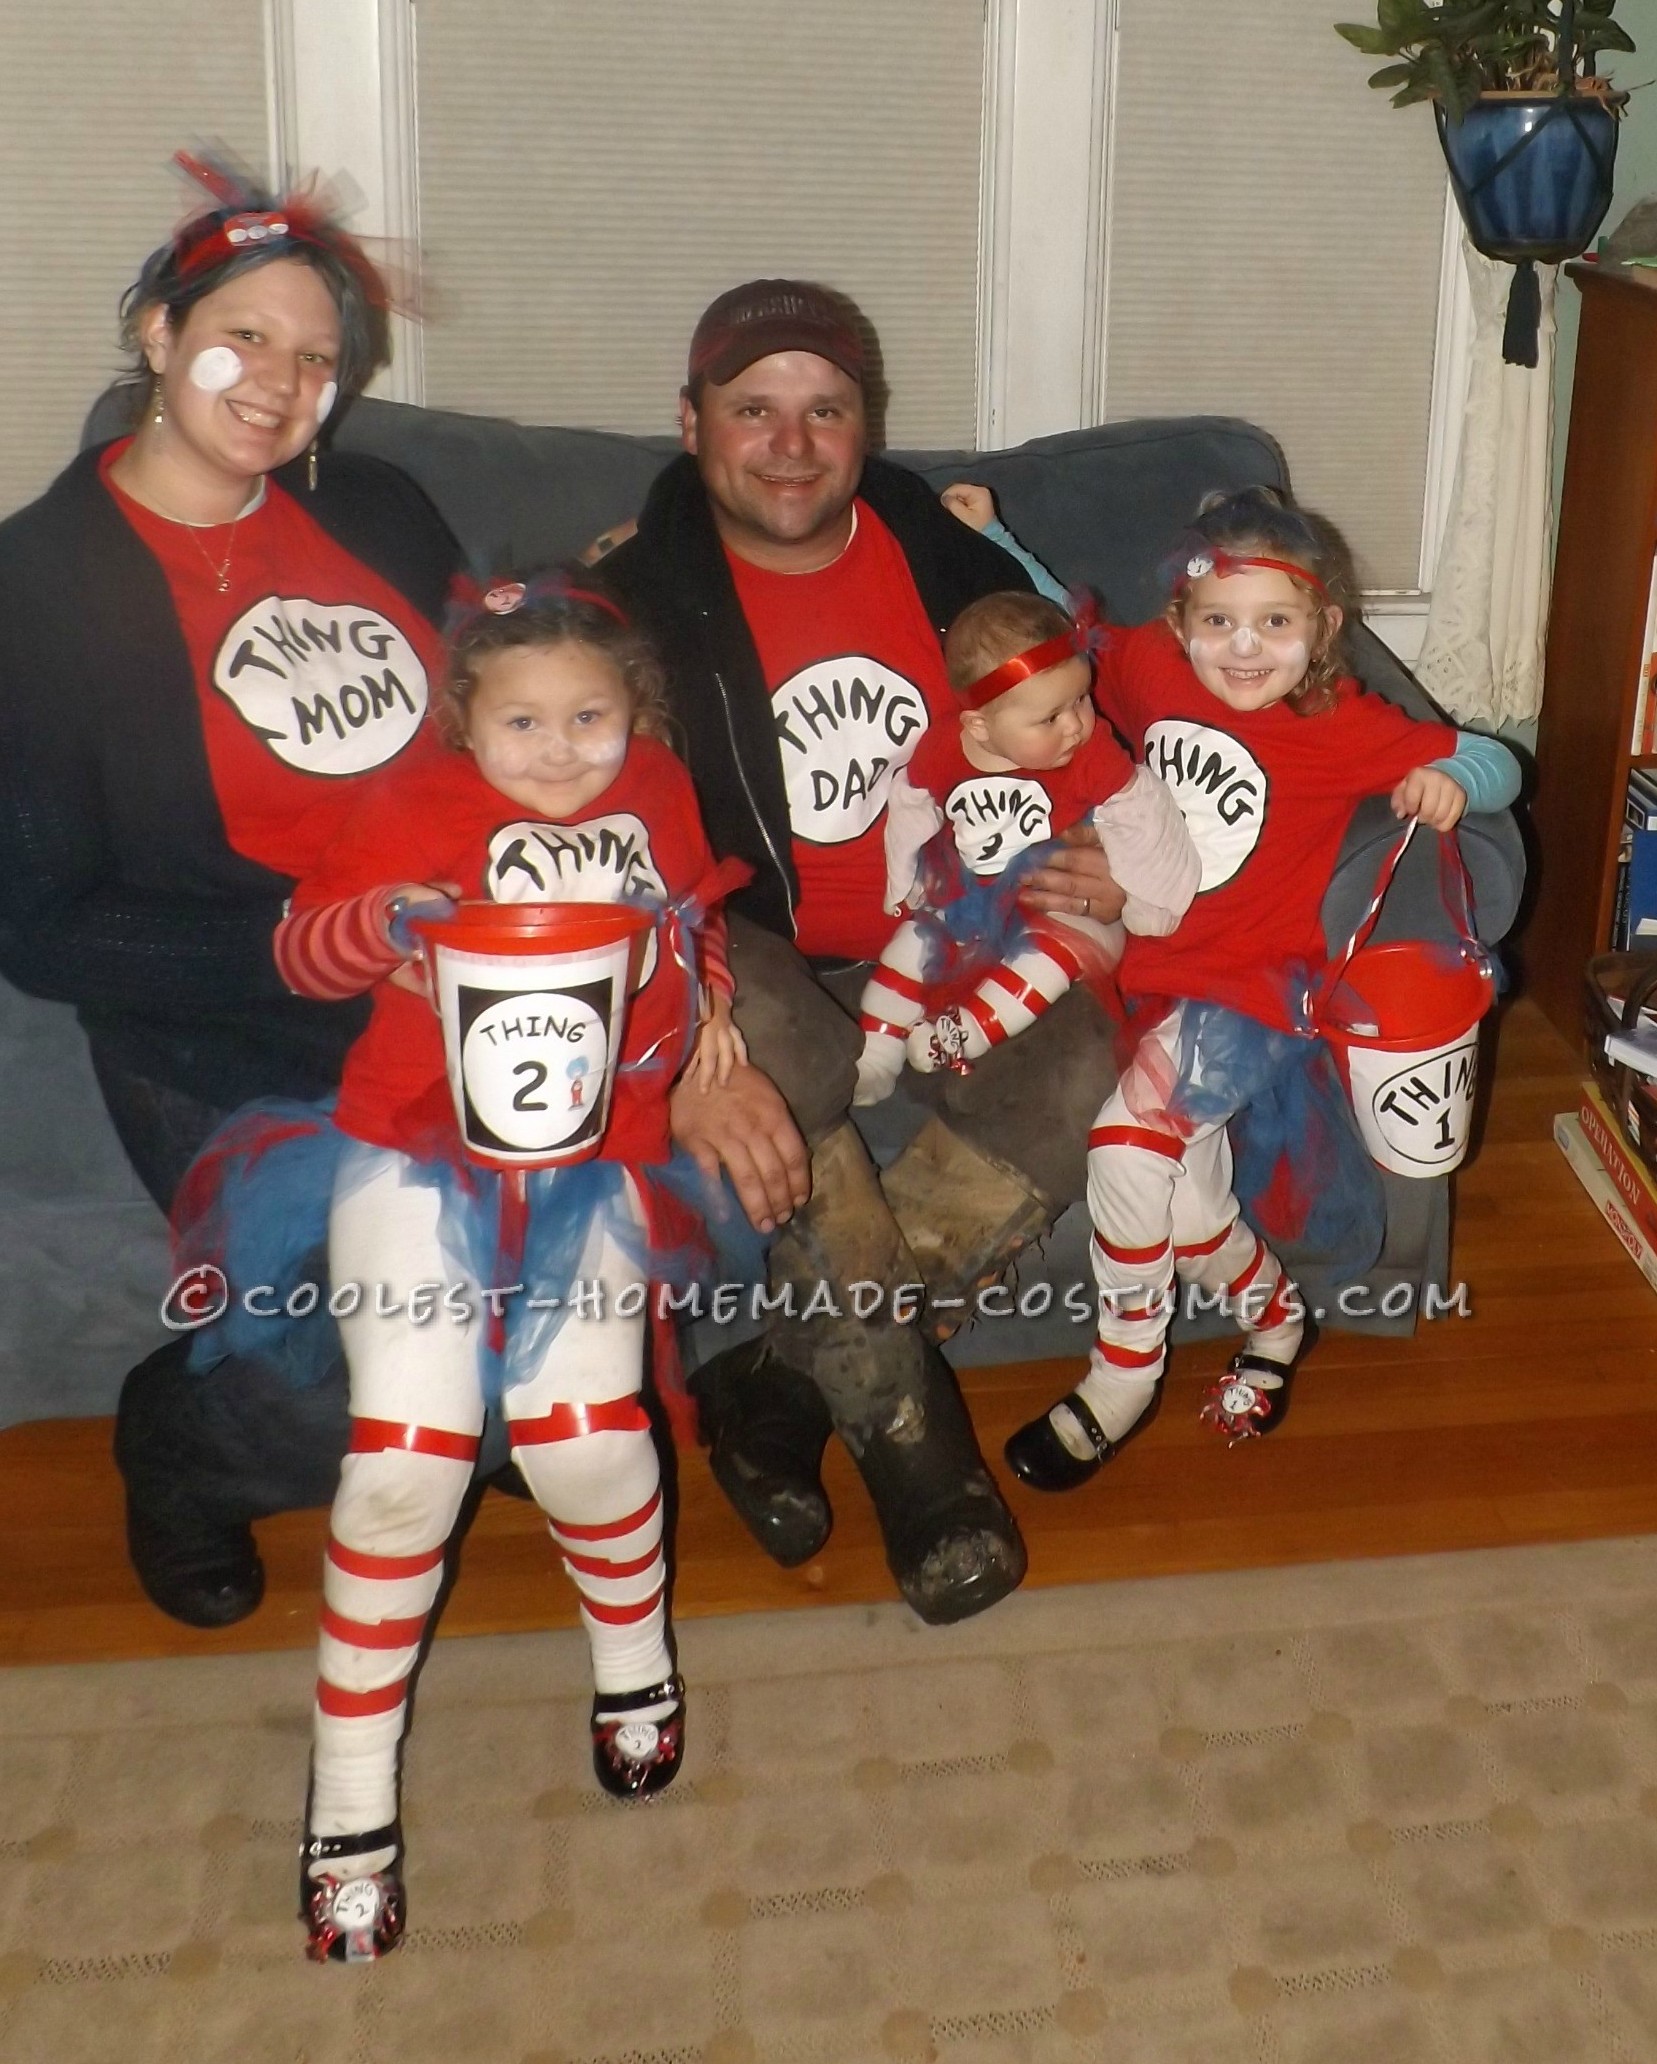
483, 582, 527, 614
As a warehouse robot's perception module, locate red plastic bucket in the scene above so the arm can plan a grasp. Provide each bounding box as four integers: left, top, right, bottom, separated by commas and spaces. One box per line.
412, 901, 652, 1168
1315, 822, 1496, 1177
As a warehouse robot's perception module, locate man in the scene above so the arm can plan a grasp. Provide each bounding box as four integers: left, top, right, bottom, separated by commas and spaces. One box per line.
606, 281, 1125, 1625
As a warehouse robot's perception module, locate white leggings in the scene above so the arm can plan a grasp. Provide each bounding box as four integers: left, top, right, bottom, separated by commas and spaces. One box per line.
1077, 1006, 1304, 1440
310, 1148, 667, 1839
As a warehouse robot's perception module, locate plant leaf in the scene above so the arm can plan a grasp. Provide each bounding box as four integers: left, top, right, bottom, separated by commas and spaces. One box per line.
1367, 60, 1419, 85
1337, 21, 1399, 53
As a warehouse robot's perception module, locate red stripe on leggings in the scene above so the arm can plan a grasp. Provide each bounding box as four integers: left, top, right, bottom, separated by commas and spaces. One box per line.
961, 994, 1010, 1048
1089, 1124, 1184, 1160
859, 1016, 911, 1043
319, 1604, 429, 1651
1226, 1242, 1267, 1300
1029, 925, 1086, 981
551, 1490, 662, 1542
316, 1673, 411, 1719
511, 1397, 649, 1445
1095, 1336, 1165, 1369
561, 1544, 663, 1581
1174, 1220, 1236, 1260
985, 968, 1048, 1016
326, 1539, 446, 1582
873, 965, 928, 1005
1257, 1278, 1299, 1331
579, 1585, 665, 1626
1095, 1231, 1171, 1267
350, 1419, 480, 1461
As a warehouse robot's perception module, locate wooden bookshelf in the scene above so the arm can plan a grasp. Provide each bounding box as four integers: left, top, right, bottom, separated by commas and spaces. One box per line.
1528, 263, 1657, 1043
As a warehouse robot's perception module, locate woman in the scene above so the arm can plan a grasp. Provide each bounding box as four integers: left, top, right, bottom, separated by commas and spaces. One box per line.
0, 153, 462, 1626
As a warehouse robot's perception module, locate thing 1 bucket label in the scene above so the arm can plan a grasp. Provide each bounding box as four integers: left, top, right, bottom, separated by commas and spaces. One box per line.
1351, 1035, 1479, 1175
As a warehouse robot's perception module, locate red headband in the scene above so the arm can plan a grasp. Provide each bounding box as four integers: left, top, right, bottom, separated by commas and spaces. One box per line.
960, 597, 1103, 711
169, 151, 391, 311
1175, 549, 1329, 600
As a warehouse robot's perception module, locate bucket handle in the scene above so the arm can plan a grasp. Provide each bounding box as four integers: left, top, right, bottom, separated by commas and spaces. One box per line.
1311, 819, 1489, 1029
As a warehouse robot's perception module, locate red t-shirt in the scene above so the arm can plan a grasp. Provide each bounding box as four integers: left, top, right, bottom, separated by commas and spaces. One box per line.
291, 737, 716, 1164
904, 716, 1134, 878
727, 501, 956, 959
101, 440, 446, 880
1097, 621, 1457, 1029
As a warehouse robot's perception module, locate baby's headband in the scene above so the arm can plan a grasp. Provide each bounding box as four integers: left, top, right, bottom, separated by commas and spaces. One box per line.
445, 572, 631, 640
960, 594, 1106, 711
1172, 547, 1330, 602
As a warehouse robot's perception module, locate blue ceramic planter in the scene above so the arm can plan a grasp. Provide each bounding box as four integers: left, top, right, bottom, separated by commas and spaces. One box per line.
1436, 95, 1620, 264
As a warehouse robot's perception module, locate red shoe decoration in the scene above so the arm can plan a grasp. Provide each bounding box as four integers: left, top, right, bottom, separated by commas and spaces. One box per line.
591, 1675, 686, 1799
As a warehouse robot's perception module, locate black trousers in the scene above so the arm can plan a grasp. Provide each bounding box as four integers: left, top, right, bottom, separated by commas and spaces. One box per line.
94, 1045, 512, 1532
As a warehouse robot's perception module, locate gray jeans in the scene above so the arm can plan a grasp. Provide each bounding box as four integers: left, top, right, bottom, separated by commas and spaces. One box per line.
722, 914, 1116, 1430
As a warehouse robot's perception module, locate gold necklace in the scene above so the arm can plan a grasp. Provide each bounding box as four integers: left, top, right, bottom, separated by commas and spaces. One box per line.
180, 516, 241, 594
129, 481, 264, 594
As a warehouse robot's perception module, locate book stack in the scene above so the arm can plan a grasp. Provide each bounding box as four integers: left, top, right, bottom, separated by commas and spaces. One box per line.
1630, 559, 1657, 760
1614, 767, 1657, 950
1554, 1080, 1657, 1294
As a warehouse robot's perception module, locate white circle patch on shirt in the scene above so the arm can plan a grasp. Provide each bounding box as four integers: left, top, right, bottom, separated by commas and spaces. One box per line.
1143, 719, 1268, 891
944, 775, 1053, 877
485, 813, 667, 982
212, 596, 428, 776
771, 655, 929, 845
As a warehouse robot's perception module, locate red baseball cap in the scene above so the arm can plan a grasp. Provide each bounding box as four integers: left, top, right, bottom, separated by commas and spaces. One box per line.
687, 279, 866, 389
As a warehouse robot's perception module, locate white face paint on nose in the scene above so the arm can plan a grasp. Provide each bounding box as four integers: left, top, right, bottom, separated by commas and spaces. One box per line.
188, 346, 245, 393
1229, 623, 1263, 658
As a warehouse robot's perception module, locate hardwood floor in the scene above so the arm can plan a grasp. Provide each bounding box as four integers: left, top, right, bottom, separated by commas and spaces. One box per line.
3, 997, 1654, 1669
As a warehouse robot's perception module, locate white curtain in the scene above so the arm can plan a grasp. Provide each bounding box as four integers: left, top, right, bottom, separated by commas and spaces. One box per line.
1415, 238, 1556, 727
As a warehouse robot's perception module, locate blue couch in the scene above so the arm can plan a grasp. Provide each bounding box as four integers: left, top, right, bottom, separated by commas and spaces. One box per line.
0, 399, 1524, 1425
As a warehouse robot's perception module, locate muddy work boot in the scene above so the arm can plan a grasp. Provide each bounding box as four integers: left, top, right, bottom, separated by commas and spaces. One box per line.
688, 1340, 834, 1568
880, 1117, 1054, 1336
769, 1122, 1026, 1625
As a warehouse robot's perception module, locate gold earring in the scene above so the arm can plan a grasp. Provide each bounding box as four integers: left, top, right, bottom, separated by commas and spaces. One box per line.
307, 439, 318, 492
151, 382, 165, 428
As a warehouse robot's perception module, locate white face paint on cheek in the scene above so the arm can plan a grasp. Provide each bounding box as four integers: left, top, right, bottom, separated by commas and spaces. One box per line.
188, 346, 245, 394
315, 379, 338, 424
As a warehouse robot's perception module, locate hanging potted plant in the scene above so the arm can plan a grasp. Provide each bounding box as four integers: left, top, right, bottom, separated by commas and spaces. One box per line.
1336, 1, 1633, 362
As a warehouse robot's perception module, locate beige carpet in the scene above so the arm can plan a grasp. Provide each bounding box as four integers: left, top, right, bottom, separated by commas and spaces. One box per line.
4, 1537, 1657, 2064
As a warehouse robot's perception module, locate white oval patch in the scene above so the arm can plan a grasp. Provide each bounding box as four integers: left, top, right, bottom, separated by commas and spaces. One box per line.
1351, 1034, 1479, 1174
188, 345, 244, 394
1143, 720, 1268, 891
212, 596, 428, 776
943, 775, 1052, 876
485, 813, 666, 983
460, 988, 610, 1154
772, 655, 929, 845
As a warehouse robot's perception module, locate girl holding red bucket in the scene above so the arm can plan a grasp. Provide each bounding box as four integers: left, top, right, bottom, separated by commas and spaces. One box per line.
185, 577, 748, 1958
1004, 488, 1519, 1493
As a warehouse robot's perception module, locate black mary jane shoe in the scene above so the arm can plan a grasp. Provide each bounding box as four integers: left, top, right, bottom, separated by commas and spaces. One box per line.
591, 1676, 686, 1800
300, 1823, 406, 1963
1199, 1350, 1297, 1443
1003, 1390, 1125, 1493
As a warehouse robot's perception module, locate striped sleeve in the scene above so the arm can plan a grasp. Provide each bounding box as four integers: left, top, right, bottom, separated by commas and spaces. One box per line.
274, 886, 405, 1001
701, 909, 734, 1000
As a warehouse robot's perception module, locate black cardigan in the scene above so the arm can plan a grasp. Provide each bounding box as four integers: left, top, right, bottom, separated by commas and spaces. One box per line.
0, 444, 461, 1108
603, 453, 1033, 940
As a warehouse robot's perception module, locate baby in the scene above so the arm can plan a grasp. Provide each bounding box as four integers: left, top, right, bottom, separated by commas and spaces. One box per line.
853, 591, 1199, 1104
